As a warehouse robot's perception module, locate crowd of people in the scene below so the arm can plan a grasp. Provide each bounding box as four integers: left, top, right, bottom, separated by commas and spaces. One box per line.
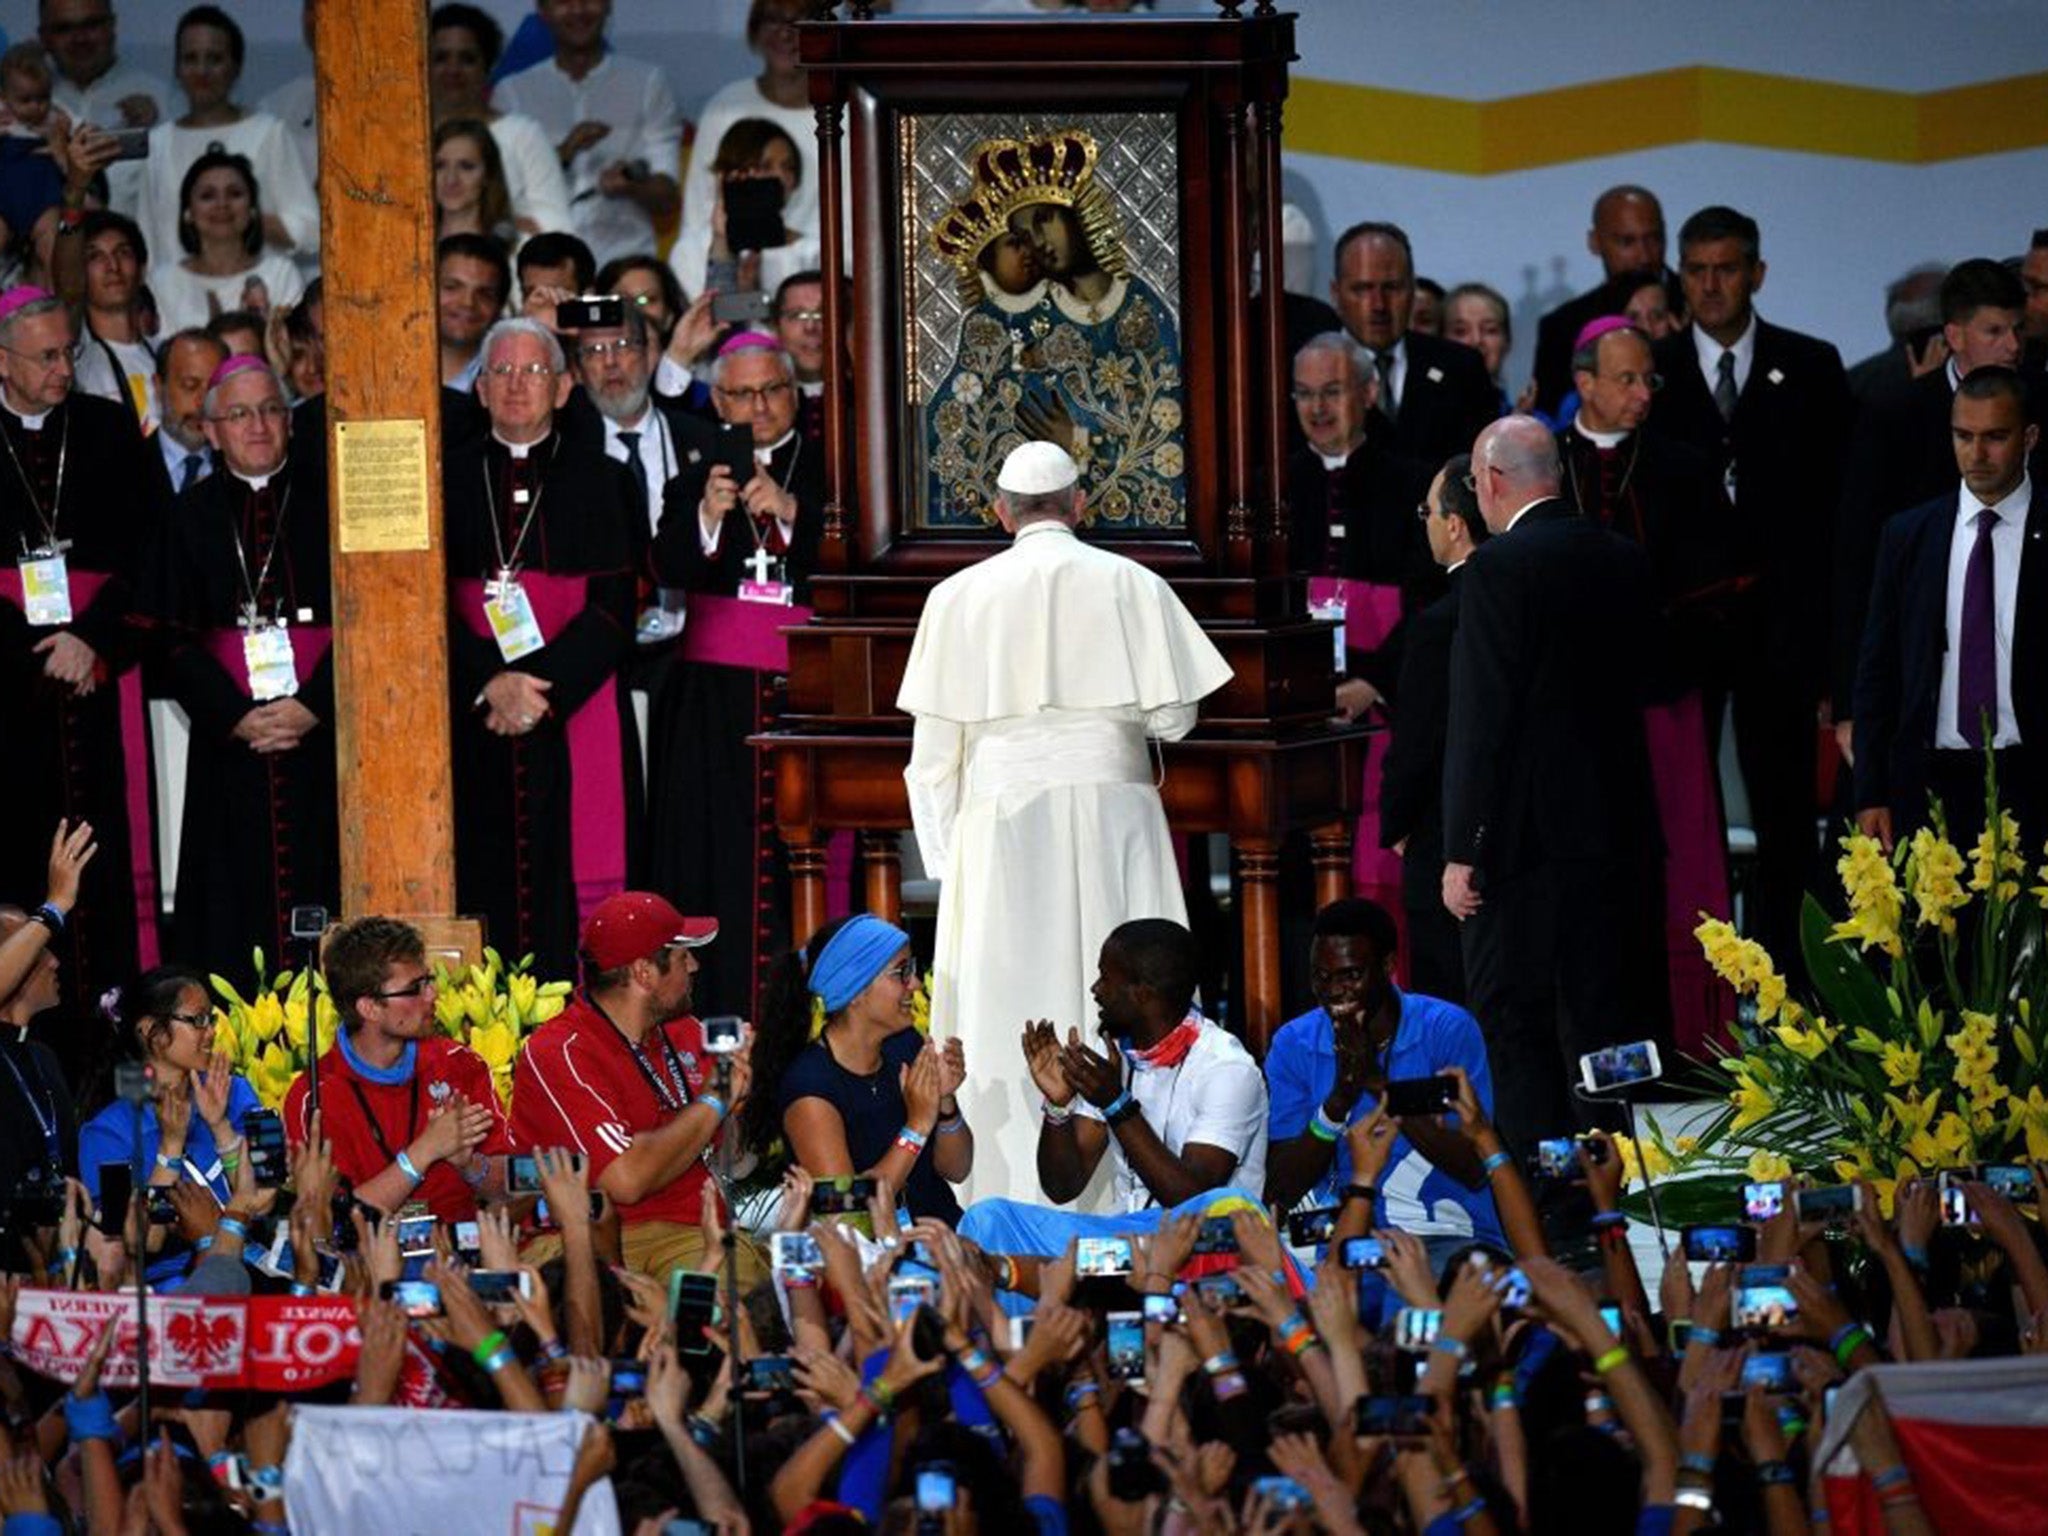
0, 0, 2042, 1532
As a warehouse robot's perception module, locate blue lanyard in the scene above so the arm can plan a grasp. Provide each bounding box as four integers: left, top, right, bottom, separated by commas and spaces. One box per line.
2, 1049, 60, 1174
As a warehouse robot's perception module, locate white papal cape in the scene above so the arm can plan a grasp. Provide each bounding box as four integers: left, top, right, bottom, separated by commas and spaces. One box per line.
897, 520, 1233, 1205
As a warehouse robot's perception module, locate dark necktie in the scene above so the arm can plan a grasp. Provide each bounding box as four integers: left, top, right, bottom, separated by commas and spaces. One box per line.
616, 430, 641, 463
1714, 351, 1739, 422
1374, 349, 1398, 419
180, 453, 201, 493
1958, 507, 1998, 746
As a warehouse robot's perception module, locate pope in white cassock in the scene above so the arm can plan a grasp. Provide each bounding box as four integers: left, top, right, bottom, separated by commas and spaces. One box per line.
897, 441, 1233, 1205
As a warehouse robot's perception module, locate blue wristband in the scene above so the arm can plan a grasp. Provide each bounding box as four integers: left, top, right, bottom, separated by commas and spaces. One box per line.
1481, 1150, 1513, 1176
1102, 1091, 1134, 1122
36, 902, 66, 933
217, 1216, 247, 1243
699, 1094, 728, 1121
394, 1149, 424, 1183
63, 1389, 119, 1444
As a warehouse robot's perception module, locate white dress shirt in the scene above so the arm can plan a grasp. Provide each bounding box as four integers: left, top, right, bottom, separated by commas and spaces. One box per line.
602, 407, 682, 536
51, 60, 170, 214
493, 53, 682, 269
1692, 312, 1758, 398
1371, 336, 1408, 413
1074, 1016, 1270, 1212
1936, 475, 2029, 749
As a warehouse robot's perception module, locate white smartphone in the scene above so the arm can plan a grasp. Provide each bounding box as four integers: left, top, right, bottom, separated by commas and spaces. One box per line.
1579, 1040, 1662, 1093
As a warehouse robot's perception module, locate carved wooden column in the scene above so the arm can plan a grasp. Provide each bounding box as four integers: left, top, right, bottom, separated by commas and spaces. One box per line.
813, 95, 850, 561
1309, 821, 1354, 910
1234, 836, 1282, 1049
859, 831, 902, 925
787, 832, 828, 945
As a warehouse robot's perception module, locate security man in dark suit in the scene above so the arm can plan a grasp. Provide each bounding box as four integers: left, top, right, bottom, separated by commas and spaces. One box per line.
1330, 221, 1501, 468
1530, 185, 1675, 417
1647, 206, 1851, 963
1442, 417, 1665, 1155
1381, 454, 1486, 1003
1854, 367, 2045, 855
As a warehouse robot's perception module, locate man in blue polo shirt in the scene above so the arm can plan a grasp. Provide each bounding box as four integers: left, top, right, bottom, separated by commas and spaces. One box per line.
1264, 898, 1502, 1260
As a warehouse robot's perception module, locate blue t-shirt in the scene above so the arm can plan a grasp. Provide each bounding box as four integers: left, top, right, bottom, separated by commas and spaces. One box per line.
779, 1028, 962, 1225
80, 1075, 262, 1284
1265, 990, 1503, 1246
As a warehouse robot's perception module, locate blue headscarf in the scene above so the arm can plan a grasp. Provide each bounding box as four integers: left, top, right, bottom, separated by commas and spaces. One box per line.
807, 914, 911, 1013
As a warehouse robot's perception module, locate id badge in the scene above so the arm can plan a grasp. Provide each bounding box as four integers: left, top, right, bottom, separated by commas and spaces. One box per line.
485, 580, 546, 661
737, 578, 794, 607
1309, 591, 1348, 672
242, 622, 299, 701
18, 551, 71, 626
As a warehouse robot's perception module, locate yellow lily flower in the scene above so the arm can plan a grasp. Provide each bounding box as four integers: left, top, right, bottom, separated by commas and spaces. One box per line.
1745, 1149, 1792, 1181
1730, 1071, 1775, 1133
1878, 1042, 1921, 1088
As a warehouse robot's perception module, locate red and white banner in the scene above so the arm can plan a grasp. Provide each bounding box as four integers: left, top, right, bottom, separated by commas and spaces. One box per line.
1816, 1356, 2048, 1535
9, 1289, 447, 1405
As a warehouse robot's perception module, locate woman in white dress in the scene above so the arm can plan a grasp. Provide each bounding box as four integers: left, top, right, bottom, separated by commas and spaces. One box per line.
426, 4, 573, 241
134, 6, 319, 278
147, 150, 303, 336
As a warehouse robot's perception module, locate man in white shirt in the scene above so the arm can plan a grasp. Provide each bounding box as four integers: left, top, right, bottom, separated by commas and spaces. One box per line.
41, 0, 168, 214
1024, 919, 1267, 1213
898, 440, 1232, 1205
492, 0, 681, 269
257, 0, 318, 188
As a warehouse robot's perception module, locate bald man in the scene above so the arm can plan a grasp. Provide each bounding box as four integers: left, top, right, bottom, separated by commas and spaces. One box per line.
1530, 185, 1673, 416
1441, 417, 1666, 1168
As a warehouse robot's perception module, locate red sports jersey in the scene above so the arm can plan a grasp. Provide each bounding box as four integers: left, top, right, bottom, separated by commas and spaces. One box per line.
508, 995, 720, 1226
284, 1035, 511, 1223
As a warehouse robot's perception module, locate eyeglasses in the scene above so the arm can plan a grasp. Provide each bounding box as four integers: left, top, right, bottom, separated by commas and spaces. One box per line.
486, 362, 559, 380
209, 400, 289, 427
165, 1010, 211, 1029
778, 308, 825, 324
714, 381, 792, 406
1, 342, 71, 370
578, 338, 639, 360
371, 973, 437, 1001
1288, 385, 1353, 405
1415, 501, 1437, 522
883, 958, 920, 985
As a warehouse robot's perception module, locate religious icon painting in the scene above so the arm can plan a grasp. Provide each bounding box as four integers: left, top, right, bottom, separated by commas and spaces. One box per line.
905, 114, 1187, 533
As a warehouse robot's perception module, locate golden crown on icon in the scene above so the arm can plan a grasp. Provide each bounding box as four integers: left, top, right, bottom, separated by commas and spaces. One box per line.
929, 128, 1127, 304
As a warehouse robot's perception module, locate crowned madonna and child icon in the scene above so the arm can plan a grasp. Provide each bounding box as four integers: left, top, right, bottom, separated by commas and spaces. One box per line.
924, 128, 1187, 530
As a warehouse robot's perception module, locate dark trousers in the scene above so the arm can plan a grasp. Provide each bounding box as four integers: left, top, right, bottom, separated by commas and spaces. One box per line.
1922, 746, 2039, 856
1460, 855, 1670, 1158
1400, 830, 1466, 1004
1720, 671, 1822, 968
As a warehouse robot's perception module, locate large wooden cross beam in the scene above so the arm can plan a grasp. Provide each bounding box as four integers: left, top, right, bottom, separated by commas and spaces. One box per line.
313, 0, 456, 921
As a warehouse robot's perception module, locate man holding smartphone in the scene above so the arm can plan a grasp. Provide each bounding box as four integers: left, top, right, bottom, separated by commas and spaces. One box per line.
285, 916, 507, 1223
1262, 899, 1503, 1264
510, 890, 766, 1281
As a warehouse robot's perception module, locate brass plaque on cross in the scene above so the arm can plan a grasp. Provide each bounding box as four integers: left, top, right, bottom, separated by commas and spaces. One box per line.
335, 418, 432, 553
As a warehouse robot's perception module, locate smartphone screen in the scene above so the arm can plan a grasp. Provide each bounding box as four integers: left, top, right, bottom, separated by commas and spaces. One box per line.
507, 1154, 541, 1193
1741, 1351, 1795, 1392
1683, 1223, 1757, 1263
1793, 1185, 1859, 1223
1142, 1291, 1180, 1324
468, 1269, 531, 1303
1734, 1266, 1799, 1330
1076, 1236, 1134, 1277
1190, 1215, 1238, 1254
1105, 1312, 1145, 1379
1580, 1041, 1662, 1092
1339, 1236, 1386, 1270
382, 1279, 442, 1319
1743, 1181, 1786, 1220
1383, 1075, 1456, 1117
1286, 1207, 1338, 1246
96, 1162, 133, 1228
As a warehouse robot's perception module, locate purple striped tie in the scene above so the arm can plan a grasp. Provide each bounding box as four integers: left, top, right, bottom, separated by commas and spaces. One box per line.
1957, 508, 1998, 747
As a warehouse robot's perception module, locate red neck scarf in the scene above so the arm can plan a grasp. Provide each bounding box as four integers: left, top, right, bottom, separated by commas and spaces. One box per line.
1128, 1013, 1203, 1071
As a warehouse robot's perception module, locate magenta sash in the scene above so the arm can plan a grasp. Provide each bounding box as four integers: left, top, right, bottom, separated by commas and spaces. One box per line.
0, 567, 161, 967
1310, 577, 1407, 940
676, 592, 813, 672
1644, 692, 1734, 1058
452, 576, 626, 922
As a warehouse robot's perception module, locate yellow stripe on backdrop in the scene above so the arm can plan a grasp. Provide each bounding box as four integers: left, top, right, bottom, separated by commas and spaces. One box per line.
1284, 66, 2048, 172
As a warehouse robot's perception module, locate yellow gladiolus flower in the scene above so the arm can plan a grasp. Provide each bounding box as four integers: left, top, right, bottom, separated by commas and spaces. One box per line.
1773, 1015, 1838, 1061
1878, 1042, 1921, 1088
1970, 812, 2026, 901
1745, 1149, 1792, 1181
2006, 1086, 2048, 1162
1834, 833, 1904, 957
1906, 826, 1968, 934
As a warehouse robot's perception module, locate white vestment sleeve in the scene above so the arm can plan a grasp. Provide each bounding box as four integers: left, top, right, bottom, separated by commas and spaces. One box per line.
904, 713, 965, 875
1143, 699, 1201, 742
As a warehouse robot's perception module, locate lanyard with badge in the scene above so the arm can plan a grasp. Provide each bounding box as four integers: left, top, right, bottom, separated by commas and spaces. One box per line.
1, 1049, 62, 1186
586, 991, 694, 1113
737, 438, 802, 607
480, 456, 549, 661
230, 483, 302, 700
1, 410, 74, 626
345, 1071, 422, 1165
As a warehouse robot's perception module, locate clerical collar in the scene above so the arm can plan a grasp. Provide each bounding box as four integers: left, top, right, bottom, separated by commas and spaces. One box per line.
754, 427, 796, 463
800, 379, 824, 399
7, 404, 50, 431
493, 430, 550, 459
337, 1027, 418, 1086
1571, 417, 1629, 450
1317, 441, 1364, 471
231, 468, 277, 492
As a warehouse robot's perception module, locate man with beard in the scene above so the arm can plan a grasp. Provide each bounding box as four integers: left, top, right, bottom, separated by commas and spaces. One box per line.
645, 333, 823, 1014
444, 317, 639, 979
148, 356, 337, 989
565, 303, 711, 542
152, 329, 227, 491
1262, 897, 1500, 1259
0, 287, 167, 1005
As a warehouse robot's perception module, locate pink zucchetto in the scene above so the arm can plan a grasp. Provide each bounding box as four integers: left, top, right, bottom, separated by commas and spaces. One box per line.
206, 354, 274, 391
1573, 314, 1639, 352
0, 286, 55, 324
716, 329, 781, 358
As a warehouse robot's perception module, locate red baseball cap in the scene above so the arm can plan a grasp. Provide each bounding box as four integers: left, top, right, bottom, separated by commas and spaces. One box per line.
580, 891, 716, 970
